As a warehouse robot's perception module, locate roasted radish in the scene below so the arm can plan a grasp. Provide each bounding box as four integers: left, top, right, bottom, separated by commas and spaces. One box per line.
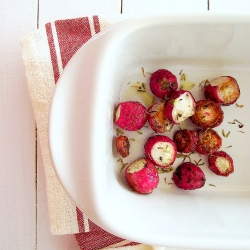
125, 158, 159, 194
172, 162, 206, 190
165, 90, 196, 124
114, 101, 147, 131
147, 100, 174, 133
116, 135, 130, 158
208, 151, 234, 176
195, 129, 222, 155
144, 135, 177, 168
204, 76, 240, 105
173, 129, 198, 153
190, 100, 224, 129
149, 69, 178, 99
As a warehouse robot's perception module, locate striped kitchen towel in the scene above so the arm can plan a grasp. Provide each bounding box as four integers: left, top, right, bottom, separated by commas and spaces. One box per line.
20, 15, 165, 250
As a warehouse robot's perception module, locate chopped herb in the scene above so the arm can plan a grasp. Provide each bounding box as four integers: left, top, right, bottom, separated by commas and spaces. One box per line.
120, 162, 128, 172
209, 184, 216, 187
228, 119, 244, 128
157, 166, 174, 174
118, 158, 128, 172
129, 138, 135, 141
117, 158, 128, 172
239, 131, 245, 133
116, 128, 124, 136
180, 73, 186, 81
222, 129, 230, 138
199, 79, 210, 91
141, 67, 145, 77
194, 158, 205, 166
236, 103, 244, 108
137, 130, 143, 135
179, 69, 183, 75
225, 145, 232, 149
177, 152, 194, 163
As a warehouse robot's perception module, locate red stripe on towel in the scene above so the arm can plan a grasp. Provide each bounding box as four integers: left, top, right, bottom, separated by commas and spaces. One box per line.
54, 17, 92, 68
76, 207, 85, 233
93, 15, 101, 34
45, 23, 60, 83
75, 226, 124, 250
76, 209, 140, 248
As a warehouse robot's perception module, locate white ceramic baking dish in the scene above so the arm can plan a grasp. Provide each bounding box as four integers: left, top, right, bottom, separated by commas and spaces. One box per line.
49, 13, 250, 249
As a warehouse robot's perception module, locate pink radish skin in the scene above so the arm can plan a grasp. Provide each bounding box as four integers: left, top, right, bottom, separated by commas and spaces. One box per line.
144, 135, 177, 168
173, 162, 206, 190
204, 76, 240, 106
165, 90, 196, 124
125, 158, 159, 194
114, 101, 147, 131
149, 69, 178, 99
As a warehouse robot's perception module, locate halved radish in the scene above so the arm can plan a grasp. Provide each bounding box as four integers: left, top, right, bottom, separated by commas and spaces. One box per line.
173, 129, 198, 153
147, 100, 174, 133
144, 135, 177, 168
114, 101, 147, 131
125, 158, 159, 194
165, 90, 196, 124
208, 151, 234, 176
190, 99, 224, 129
195, 129, 222, 155
204, 76, 240, 106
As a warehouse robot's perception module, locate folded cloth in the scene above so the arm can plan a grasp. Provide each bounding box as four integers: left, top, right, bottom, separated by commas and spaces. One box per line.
20, 15, 165, 250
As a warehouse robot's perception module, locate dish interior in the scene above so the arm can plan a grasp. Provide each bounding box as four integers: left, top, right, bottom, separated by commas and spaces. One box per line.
108, 22, 250, 246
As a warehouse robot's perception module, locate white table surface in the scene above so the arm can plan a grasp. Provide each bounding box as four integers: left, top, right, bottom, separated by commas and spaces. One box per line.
1, 1, 250, 249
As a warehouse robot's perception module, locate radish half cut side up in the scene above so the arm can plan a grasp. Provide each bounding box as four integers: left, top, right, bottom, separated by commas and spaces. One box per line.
165, 90, 196, 124
190, 99, 224, 129
125, 158, 159, 194
208, 151, 234, 176
195, 128, 222, 155
144, 135, 177, 168
204, 76, 240, 106
173, 129, 199, 153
